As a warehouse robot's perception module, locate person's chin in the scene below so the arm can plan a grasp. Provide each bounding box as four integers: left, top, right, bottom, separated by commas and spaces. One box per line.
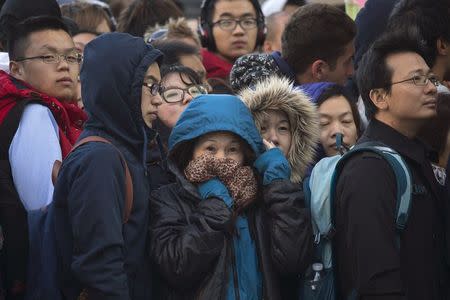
51, 90, 77, 102
229, 48, 251, 59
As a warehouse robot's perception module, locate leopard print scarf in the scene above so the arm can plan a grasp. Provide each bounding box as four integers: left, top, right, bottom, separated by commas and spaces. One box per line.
184, 154, 258, 212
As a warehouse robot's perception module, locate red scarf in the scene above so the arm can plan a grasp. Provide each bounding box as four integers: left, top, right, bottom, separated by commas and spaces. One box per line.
201, 48, 233, 80
0, 70, 87, 157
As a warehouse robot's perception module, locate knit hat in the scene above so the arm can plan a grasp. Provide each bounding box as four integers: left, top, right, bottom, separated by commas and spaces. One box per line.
0, 0, 61, 42
230, 52, 284, 93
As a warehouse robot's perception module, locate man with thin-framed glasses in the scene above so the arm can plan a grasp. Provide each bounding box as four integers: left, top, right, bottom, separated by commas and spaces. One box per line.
0, 15, 87, 298
333, 31, 450, 299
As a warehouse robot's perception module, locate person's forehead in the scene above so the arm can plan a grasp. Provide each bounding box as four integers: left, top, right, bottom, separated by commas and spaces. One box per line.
386, 51, 429, 76
179, 54, 203, 69
162, 71, 189, 85
25, 29, 75, 53
201, 131, 241, 142
263, 109, 289, 122
212, 0, 257, 18
144, 62, 161, 81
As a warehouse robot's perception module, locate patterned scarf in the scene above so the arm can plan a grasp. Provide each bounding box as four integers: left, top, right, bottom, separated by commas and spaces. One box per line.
184, 154, 258, 213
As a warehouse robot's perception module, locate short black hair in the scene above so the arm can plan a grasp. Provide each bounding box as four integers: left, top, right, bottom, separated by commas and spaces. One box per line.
282, 4, 356, 75
153, 40, 200, 67
8, 16, 70, 60
286, 0, 306, 6
356, 29, 428, 120
387, 0, 450, 68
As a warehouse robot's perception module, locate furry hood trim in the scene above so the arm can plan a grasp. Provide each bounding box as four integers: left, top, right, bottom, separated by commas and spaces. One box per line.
239, 76, 320, 183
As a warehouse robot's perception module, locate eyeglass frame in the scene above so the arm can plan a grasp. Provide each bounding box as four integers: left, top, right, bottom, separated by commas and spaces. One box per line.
142, 82, 164, 96
211, 17, 259, 32
389, 74, 440, 87
160, 85, 208, 103
14, 53, 83, 65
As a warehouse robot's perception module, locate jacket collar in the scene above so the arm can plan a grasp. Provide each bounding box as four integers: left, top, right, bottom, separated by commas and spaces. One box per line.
362, 119, 429, 164
167, 160, 201, 201
362, 119, 443, 200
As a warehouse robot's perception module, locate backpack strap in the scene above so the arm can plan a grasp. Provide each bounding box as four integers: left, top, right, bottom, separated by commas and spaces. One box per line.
351, 142, 412, 231
52, 136, 134, 224
303, 177, 311, 209
0, 100, 30, 159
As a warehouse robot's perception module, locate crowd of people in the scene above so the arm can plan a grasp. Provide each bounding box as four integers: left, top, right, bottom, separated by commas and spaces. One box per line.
0, 0, 449, 299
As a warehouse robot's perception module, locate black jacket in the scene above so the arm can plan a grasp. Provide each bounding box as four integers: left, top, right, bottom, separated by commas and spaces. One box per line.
335, 119, 450, 300
53, 33, 163, 300
149, 162, 313, 300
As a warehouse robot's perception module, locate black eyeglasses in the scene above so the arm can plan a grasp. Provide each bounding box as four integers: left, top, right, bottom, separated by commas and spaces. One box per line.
14, 53, 83, 64
212, 18, 258, 31
161, 85, 208, 103
390, 74, 440, 87
142, 82, 164, 96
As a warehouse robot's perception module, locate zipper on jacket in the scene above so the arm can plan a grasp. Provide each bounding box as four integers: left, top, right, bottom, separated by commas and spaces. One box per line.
230, 239, 241, 300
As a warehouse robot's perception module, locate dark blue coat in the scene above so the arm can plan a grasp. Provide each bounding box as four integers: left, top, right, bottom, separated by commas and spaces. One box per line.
52, 33, 162, 300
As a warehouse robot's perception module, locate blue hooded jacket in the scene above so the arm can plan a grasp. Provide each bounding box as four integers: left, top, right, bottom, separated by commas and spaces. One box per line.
52, 33, 162, 300
169, 94, 269, 299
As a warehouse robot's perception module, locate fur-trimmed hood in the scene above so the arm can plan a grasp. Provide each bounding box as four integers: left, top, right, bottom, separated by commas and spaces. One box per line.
239, 76, 320, 183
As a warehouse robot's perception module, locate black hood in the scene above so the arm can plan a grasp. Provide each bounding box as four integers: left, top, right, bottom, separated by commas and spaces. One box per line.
80, 32, 163, 156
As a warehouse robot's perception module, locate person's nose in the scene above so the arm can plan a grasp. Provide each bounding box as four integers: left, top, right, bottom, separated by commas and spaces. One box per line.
330, 122, 344, 139
182, 93, 193, 105
215, 149, 226, 160
56, 55, 70, 71
232, 21, 245, 35
151, 93, 163, 107
424, 78, 437, 95
266, 128, 279, 146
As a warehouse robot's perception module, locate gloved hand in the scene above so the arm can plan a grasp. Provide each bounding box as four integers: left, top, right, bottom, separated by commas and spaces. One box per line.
198, 178, 233, 208
185, 154, 258, 212
254, 148, 291, 185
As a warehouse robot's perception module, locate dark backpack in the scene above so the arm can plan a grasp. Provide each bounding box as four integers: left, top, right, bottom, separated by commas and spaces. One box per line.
299, 141, 413, 300
25, 136, 133, 300
0, 100, 41, 300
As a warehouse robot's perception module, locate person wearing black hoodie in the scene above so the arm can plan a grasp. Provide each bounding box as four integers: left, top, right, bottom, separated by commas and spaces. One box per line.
52, 33, 163, 299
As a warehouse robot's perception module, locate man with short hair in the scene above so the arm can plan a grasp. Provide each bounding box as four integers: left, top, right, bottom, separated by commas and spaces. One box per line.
388, 0, 450, 88
0, 15, 86, 298
334, 32, 450, 299
262, 11, 290, 53
230, 3, 356, 92
199, 0, 265, 80
282, 3, 356, 86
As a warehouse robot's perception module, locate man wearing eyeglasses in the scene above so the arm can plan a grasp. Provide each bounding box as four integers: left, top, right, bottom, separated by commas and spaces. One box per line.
333, 31, 450, 299
198, 0, 265, 82
0, 15, 86, 298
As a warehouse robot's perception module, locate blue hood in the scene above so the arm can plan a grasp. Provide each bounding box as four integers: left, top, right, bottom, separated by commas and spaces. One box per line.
168, 94, 265, 157
80, 32, 163, 155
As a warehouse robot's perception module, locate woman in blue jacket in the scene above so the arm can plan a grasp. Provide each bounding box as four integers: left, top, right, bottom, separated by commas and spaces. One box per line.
149, 94, 313, 299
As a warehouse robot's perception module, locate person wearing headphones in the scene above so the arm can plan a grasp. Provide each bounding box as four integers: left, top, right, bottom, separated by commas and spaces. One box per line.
198, 0, 265, 82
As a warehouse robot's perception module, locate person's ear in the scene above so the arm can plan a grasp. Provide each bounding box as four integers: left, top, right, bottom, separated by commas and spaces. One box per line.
9, 61, 24, 79
311, 60, 328, 81
369, 88, 389, 110
437, 38, 449, 56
